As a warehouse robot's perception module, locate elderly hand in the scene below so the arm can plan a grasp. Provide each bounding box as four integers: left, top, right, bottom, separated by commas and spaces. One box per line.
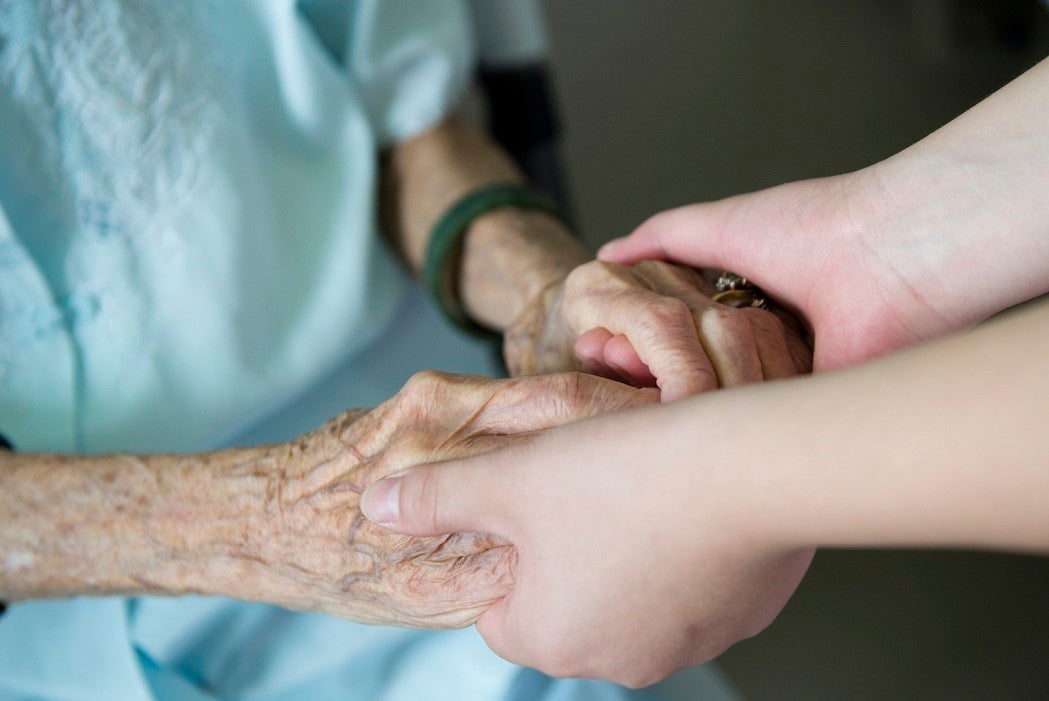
0, 372, 654, 627
243, 371, 657, 627
505, 259, 811, 401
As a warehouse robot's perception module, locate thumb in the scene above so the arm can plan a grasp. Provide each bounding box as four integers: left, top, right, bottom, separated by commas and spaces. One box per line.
598, 199, 756, 275
360, 460, 505, 537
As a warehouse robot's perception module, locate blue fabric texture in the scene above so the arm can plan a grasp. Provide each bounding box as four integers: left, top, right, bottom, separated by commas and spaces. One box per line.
0, 0, 477, 453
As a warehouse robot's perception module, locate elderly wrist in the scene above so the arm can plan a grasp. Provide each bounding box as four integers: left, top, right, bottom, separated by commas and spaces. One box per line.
0, 450, 272, 600
461, 208, 587, 330
118, 447, 275, 597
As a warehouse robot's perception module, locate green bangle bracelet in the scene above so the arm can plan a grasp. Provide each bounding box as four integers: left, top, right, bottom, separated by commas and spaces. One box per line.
424, 183, 564, 338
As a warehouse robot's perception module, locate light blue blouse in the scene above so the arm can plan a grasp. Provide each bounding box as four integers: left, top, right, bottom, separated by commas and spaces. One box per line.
0, 2, 736, 699
0, 0, 477, 453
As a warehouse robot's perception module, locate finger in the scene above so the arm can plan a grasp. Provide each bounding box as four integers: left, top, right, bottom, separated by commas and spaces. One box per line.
602, 334, 657, 387
741, 307, 797, 380
360, 458, 510, 537
560, 262, 720, 399
629, 262, 763, 388
469, 373, 660, 436
569, 289, 719, 401
693, 304, 764, 386
574, 328, 627, 382
597, 202, 744, 271
575, 330, 654, 387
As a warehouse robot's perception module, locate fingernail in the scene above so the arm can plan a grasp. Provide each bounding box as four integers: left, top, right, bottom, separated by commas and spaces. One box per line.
597, 237, 624, 258
361, 477, 401, 524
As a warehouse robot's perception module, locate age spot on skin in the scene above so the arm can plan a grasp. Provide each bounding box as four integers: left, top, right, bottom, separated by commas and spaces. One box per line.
4, 551, 34, 571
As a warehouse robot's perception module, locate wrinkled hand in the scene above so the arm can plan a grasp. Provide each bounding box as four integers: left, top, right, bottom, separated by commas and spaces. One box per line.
246, 371, 656, 628
505, 259, 811, 400
360, 396, 813, 687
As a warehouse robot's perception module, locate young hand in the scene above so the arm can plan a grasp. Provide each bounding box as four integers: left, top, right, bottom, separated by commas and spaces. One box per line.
359, 394, 813, 686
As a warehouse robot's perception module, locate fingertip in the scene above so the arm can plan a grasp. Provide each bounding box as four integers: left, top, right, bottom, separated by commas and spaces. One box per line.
603, 335, 656, 387
574, 327, 614, 362
360, 475, 403, 527
596, 237, 625, 260
597, 238, 646, 264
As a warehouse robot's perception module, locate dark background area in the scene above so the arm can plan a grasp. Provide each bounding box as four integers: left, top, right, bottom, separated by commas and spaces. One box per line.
538, 1, 1049, 698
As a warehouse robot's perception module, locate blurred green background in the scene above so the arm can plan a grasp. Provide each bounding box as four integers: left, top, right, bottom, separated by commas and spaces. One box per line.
538, 1, 1049, 698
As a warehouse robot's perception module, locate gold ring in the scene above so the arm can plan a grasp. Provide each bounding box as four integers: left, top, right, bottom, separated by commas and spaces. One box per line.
712, 272, 767, 309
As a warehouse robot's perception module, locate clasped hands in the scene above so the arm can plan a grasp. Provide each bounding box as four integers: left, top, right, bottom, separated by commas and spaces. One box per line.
246, 251, 812, 678
348, 166, 973, 685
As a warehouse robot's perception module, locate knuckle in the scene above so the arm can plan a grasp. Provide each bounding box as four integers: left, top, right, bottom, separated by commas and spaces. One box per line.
701, 305, 747, 336
645, 296, 693, 333
565, 260, 627, 295
403, 369, 447, 396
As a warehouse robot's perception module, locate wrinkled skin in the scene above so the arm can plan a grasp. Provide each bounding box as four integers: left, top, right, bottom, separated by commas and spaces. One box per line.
505, 260, 812, 401
246, 371, 657, 628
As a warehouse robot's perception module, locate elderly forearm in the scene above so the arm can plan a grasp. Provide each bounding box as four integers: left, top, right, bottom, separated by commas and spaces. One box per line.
382, 115, 587, 330
1, 401, 514, 628
0, 411, 376, 607
0, 444, 276, 600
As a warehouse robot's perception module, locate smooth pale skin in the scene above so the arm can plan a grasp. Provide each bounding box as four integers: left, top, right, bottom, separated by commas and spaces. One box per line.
0, 372, 655, 626
363, 59, 1049, 685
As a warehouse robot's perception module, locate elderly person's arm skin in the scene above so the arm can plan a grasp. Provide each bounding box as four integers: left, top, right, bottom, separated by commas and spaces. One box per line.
364, 297, 1049, 687
0, 373, 655, 626
382, 116, 811, 397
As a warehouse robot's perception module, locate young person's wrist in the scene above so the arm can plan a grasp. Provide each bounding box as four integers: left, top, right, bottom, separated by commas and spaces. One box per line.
864, 83, 1049, 331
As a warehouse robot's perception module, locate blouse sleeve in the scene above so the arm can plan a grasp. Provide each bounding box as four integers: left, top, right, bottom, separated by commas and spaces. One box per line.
344, 0, 476, 145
